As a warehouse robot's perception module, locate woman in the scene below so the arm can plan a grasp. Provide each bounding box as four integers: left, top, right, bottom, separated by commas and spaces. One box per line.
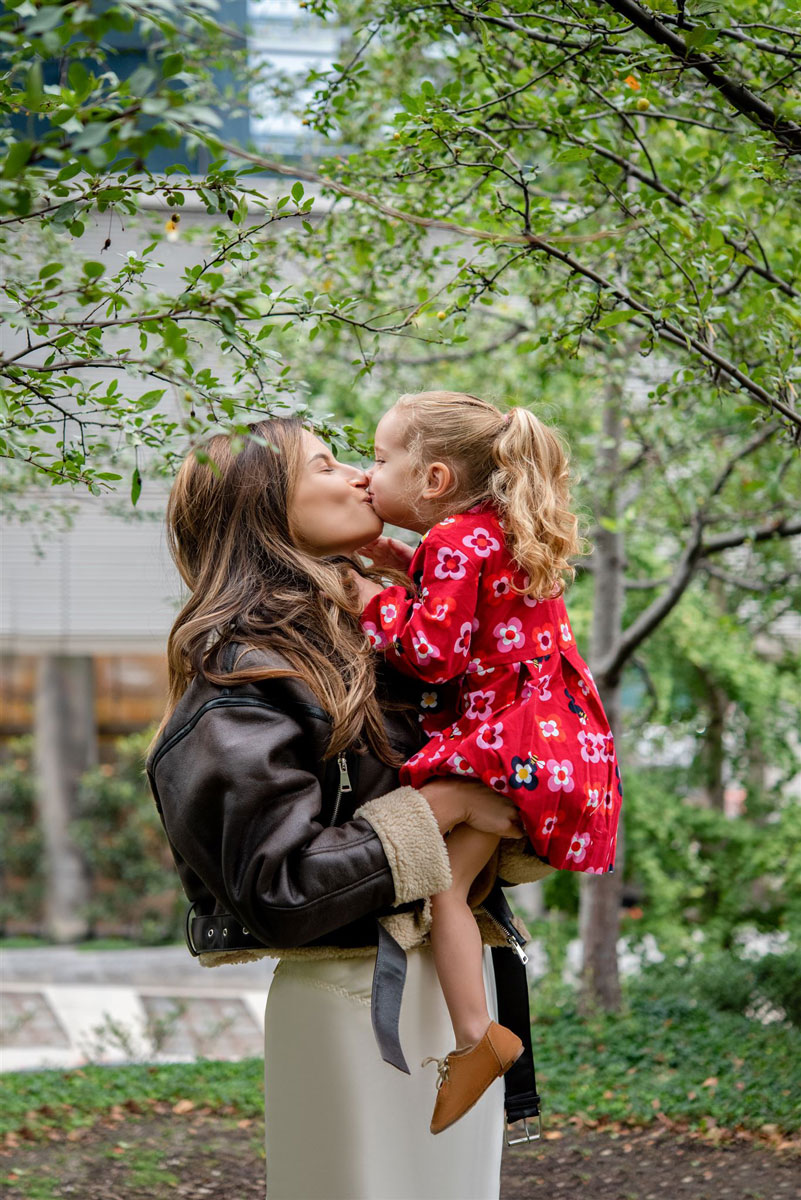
147, 418, 551, 1200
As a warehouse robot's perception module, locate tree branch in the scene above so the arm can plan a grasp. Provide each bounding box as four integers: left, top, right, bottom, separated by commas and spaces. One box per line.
602, 0, 801, 155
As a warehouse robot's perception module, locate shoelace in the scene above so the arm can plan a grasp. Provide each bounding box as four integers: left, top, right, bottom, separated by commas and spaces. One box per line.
421, 1055, 450, 1089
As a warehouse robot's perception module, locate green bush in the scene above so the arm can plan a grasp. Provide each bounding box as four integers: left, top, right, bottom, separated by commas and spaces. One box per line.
0, 737, 44, 932
72, 731, 184, 944
753, 952, 801, 1028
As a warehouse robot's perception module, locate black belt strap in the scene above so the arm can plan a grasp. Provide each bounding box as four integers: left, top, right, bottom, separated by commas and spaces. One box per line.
491, 945, 541, 1123
371, 919, 410, 1074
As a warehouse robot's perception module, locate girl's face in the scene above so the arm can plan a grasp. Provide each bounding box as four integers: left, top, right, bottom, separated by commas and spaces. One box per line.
367, 408, 428, 533
289, 431, 382, 556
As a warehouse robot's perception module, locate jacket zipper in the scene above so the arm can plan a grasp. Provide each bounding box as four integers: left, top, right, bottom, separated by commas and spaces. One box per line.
480, 903, 529, 964
330, 751, 352, 826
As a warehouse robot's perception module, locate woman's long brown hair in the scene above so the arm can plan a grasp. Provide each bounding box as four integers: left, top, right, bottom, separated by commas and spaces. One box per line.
154, 418, 401, 764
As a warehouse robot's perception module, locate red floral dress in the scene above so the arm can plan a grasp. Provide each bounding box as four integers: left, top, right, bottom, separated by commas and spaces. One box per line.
361, 504, 622, 873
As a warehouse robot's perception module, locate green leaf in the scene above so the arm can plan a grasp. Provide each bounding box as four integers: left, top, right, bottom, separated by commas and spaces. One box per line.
596, 309, 640, 329
291, 181, 304, 203
2, 141, 34, 180
24, 61, 44, 112
130, 467, 142, 507
82, 262, 105, 279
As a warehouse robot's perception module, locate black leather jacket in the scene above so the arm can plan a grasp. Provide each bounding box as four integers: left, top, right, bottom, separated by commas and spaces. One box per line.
146, 649, 427, 954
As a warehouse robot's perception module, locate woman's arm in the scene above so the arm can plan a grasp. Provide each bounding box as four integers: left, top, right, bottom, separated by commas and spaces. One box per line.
152, 699, 456, 948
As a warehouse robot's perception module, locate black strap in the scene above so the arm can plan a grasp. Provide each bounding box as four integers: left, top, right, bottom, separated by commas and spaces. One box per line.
371, 919, 410, 1074
491, 945, 541, 1123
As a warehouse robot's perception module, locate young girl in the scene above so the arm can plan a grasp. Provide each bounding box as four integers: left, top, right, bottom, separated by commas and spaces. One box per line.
355, 391, 622, 1135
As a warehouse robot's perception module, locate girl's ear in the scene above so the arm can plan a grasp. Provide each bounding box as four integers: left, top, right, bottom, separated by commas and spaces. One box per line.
422, 461, 454, 500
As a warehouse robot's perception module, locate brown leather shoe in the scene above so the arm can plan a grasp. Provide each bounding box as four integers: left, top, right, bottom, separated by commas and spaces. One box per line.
424, 1021, 523, 1135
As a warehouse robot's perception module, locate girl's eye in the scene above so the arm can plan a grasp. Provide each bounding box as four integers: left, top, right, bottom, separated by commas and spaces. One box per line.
373, 459, 385, 466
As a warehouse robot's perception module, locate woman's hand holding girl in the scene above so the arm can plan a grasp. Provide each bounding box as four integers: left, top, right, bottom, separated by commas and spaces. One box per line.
420, 779, 525, 839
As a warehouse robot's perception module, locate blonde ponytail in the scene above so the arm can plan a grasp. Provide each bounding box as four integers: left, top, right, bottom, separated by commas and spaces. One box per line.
489, 408, 581, 599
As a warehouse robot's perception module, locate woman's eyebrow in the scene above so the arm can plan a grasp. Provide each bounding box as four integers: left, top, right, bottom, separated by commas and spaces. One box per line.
308, 451, 334, 465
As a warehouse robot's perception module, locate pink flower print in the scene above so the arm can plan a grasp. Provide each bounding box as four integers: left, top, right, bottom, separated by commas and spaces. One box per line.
520, 680, 534, 701
362, 621, 385, 649
566, 833, 591, 864
467, 657, 494, 676
547, 759, 575, 793
420, 691, 438, 709
411, 632, 439, 664
534, 674, 552, 702
531, 625, 554, 654
585, 866, 605, 875
539, 718, 562, 740
486, 572, 513, 605
603, 789, 614, 811
430, 595, 456, 622
578, 678, 590, 695
439, 516, 456, 526
476, 721, 504, 751
579, 731, 601, 764
454, 621, 473, 656
464, 689, 496, 721
585, 787, 601, 810
448, 724, 463, 739
494, 617, 525, 654
434, 545, 468, 580
448, 753, 475, 776
521, 576, 541, 608
489, 775, 509, 794
559, 622, 573, 645
462, 526, 500, 558
541, 815, 559, 836
380, 601, 398, 624
600, 732, 615, 763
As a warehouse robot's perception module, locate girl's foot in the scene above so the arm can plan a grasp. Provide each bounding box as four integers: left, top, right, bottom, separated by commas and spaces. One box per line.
423, 1021, 523, 1135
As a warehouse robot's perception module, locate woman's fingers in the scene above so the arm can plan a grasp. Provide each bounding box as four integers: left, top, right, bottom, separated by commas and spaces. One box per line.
420, 778, 525, 838
463, 787, 525, 838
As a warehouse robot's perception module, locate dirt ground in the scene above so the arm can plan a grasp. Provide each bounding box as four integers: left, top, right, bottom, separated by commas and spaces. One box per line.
3, 1115, 800, 1200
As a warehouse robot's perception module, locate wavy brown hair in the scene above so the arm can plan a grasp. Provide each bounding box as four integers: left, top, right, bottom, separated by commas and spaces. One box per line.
394, 391, 585, 598
155, 418, 401, 763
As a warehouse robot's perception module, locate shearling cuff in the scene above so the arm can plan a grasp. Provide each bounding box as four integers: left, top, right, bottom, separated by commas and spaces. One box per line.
354, 785, 452, 905
497, 837, 556, 886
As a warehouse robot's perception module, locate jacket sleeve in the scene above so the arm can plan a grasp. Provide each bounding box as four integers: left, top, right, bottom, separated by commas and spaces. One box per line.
153, 701, 451, 949
361, 519, 483, 685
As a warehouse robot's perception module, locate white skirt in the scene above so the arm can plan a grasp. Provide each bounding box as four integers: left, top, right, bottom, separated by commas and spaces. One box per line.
264, 945, 504, 1200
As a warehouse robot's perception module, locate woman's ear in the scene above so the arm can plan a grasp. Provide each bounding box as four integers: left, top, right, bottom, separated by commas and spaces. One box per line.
422, 461, 454, 500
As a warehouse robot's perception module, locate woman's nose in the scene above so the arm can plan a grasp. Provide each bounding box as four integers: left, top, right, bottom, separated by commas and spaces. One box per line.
348, 467, 369, 487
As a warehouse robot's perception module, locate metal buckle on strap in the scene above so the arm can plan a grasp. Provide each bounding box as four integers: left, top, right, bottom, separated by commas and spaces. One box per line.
505, 1114, 542, 1146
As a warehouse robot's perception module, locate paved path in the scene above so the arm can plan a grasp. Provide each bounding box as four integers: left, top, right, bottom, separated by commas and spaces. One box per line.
1, 946, 276, 1072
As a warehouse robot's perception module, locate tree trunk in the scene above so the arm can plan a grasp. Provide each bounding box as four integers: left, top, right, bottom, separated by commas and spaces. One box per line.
33, 655, 95, 942
579, 374, 626, 1012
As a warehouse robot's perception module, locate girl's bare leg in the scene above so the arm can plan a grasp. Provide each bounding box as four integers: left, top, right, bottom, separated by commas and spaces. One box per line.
430, 824, 501, 1050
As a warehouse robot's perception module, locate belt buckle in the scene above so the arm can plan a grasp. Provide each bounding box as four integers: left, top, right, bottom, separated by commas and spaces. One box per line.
505, 1114, 542, 1146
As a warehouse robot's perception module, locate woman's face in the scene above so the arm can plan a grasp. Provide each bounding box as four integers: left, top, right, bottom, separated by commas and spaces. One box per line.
289, 431, 382, 556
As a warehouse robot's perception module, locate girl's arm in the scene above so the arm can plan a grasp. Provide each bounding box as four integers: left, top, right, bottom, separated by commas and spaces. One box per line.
360, 521, 483, 685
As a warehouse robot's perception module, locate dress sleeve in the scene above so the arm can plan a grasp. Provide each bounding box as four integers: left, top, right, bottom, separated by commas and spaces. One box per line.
360, 518, 484, 685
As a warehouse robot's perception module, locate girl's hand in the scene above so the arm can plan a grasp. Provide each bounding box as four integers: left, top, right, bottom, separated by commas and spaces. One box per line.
349, 569, 384, 609
358, 535, 415, 573
420, 779, 524, 839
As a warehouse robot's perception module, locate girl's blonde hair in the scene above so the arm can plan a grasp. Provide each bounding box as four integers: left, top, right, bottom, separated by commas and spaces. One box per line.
153, 417, 402, 764
394, 390, 583, 598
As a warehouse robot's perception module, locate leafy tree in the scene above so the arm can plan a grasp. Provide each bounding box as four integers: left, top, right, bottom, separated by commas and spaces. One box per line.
2, 0, 799, 1005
